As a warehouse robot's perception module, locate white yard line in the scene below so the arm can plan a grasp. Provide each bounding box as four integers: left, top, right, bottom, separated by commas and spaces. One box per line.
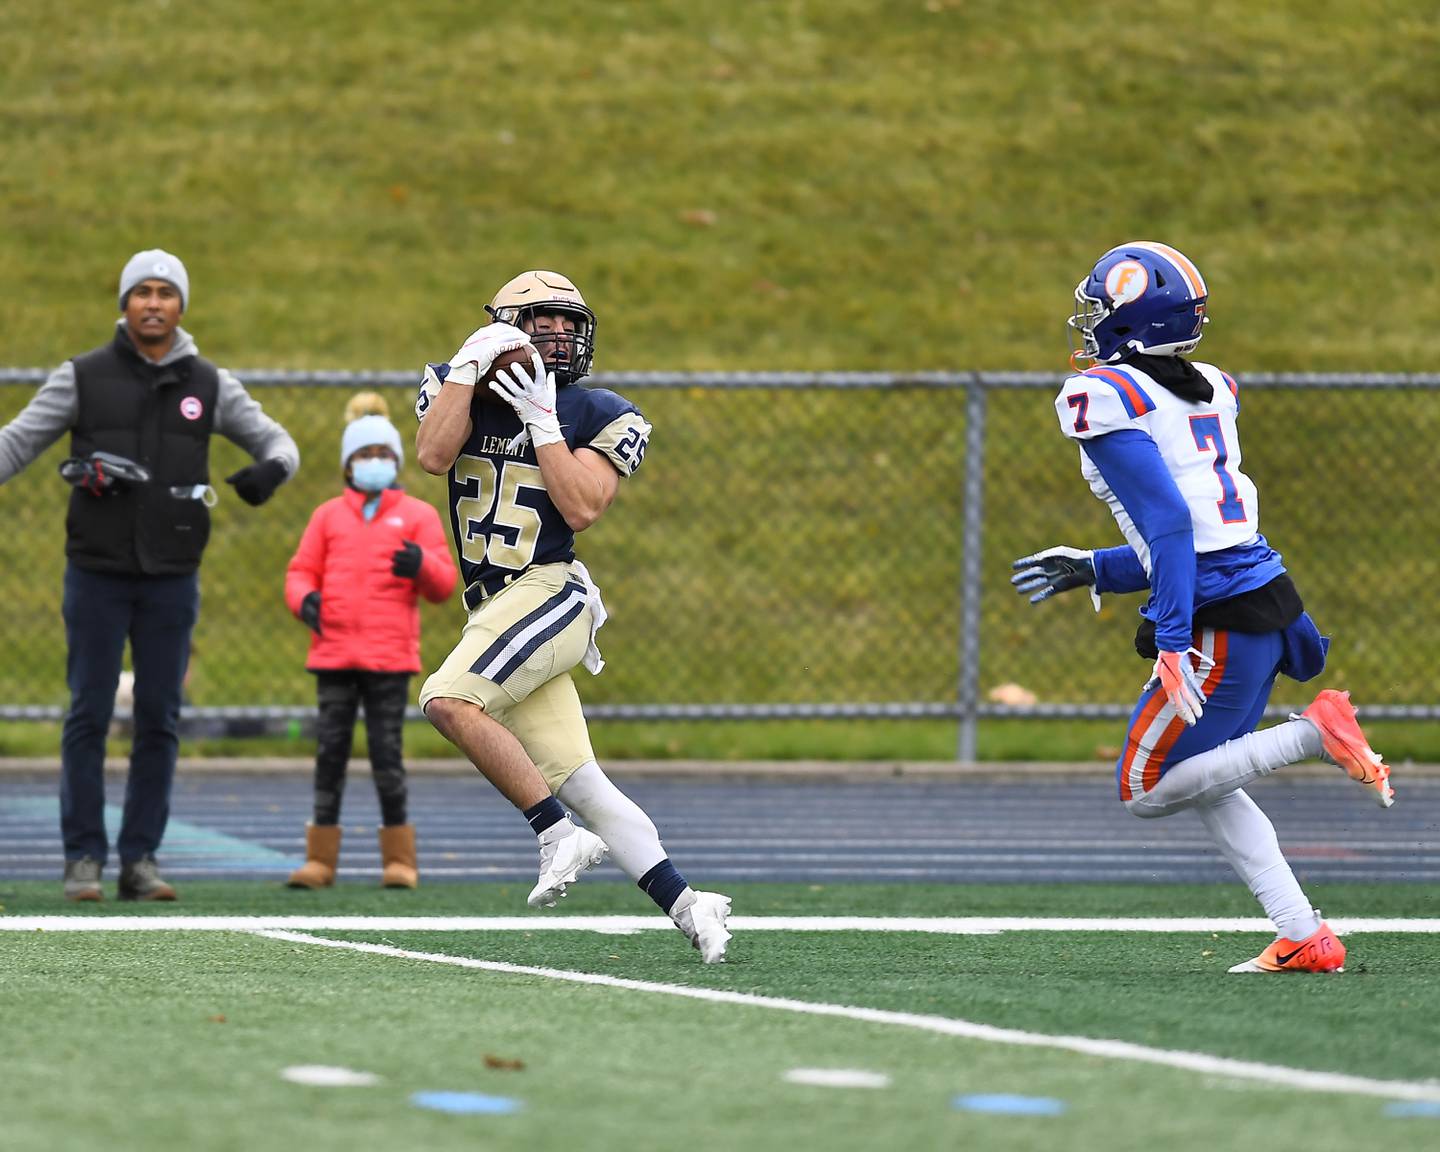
3, 915, 1438, 933
252, 929, 1440, 1104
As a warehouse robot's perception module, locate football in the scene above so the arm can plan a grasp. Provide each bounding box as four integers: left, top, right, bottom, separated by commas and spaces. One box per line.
478, 345, 539, 406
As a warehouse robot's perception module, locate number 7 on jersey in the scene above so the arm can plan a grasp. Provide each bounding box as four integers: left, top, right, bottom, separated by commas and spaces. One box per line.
1189, 414, 1247, 524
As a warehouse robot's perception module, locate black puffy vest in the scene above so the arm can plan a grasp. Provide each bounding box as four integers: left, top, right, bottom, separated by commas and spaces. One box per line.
67, 329, 219, 575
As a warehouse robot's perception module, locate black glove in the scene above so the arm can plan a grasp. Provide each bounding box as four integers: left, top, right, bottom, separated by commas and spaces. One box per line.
299, 591, 322, 634
390, 540, 423, 580
58, 451, 151, 495
225, 458, 288, 507
1010, 546, 1096, 604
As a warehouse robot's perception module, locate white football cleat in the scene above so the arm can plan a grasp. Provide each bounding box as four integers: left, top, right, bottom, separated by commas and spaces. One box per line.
671, 890, 732, 964
527, 826, 608, 909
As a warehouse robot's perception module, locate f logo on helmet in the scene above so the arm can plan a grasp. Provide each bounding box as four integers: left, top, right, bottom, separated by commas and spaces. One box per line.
1104, 260, 1149, 306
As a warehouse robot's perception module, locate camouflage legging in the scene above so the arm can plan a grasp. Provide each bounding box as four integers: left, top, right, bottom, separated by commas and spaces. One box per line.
312, 670, 411, 826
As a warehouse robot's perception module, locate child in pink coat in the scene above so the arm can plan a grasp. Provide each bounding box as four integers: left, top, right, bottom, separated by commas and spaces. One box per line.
284, 394, 457, 888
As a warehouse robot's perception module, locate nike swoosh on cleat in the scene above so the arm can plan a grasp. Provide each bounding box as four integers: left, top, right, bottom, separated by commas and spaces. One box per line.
1275, 945, 1308, 965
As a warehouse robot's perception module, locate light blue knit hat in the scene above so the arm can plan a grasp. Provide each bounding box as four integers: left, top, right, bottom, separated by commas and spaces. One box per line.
341, 414, 403, 469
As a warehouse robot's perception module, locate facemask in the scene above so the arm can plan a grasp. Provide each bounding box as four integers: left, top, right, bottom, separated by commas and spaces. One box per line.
351, 457, 397, 493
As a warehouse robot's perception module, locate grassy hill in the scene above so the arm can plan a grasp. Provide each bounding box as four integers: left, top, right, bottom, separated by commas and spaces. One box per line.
3, 1, 1436, 371
1, 1, 1436, 758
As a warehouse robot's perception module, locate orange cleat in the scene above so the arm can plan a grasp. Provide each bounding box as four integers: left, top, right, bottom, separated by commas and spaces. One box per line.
1228, 921, 1346, 974
1299, 689, 1394, 808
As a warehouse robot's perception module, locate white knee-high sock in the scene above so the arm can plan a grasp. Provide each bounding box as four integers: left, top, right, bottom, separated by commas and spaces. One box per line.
1127, 719, 1322, 818
1195, 789, 1321, 941
557, 761, 669, 883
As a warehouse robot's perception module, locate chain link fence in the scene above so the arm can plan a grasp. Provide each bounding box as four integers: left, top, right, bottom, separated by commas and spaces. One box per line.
2, 368, 1437, 756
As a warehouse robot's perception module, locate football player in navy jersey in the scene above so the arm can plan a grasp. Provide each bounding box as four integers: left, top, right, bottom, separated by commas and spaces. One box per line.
414, 270, 730, 962
1011, 242, 1393, 974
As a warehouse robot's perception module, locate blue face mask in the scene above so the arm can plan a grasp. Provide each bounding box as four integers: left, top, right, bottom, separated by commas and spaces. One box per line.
351, 457, 397, 493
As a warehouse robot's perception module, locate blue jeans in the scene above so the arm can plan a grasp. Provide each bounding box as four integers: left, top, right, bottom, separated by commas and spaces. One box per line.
60, 563, 199, 865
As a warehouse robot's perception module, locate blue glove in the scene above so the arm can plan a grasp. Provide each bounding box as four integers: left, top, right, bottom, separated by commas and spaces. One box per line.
1010, 546, 1096, 604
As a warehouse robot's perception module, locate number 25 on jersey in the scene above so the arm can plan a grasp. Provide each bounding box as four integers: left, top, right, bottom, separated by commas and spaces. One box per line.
453, 456, 546, 570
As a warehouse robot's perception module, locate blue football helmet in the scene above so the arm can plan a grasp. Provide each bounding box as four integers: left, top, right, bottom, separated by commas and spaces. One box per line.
1069, 241, 1209, 363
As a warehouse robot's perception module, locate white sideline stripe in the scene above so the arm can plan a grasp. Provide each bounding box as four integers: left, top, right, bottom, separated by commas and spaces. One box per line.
252, 929, 1440, 1104
4, 915, 1439, 933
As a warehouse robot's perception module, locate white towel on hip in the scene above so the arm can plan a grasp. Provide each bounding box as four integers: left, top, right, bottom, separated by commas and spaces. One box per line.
568, 559, 608, 675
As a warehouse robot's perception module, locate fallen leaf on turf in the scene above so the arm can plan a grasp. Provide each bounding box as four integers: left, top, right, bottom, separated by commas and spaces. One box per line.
483, 1054, 525, 1071
209, 1014, 227, 1024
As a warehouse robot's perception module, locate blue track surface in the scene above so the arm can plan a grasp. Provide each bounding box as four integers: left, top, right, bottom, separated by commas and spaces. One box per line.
0, 771, 1434, 884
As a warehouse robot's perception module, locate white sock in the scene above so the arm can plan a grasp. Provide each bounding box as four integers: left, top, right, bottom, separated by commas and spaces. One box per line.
1126, 719, 1323, 818
1195, 789, 1322, 941
557, 761, 667, 882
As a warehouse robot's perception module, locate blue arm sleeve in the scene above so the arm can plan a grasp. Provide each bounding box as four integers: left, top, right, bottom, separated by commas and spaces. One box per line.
1092, 545, 1150, 594
1081, 430, 1196, 651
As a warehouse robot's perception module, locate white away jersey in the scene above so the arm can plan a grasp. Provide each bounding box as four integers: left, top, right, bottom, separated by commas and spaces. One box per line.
1054, 361, 1259, 559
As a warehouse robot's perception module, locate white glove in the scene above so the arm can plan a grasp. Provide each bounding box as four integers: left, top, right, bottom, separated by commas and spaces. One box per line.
447, 321, 531, 386
1147, 647, 1214, 727
489, 350, 563, 447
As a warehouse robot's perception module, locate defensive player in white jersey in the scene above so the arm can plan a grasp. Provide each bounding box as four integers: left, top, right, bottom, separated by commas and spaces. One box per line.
415, 270, 731, 962
1011, 241, 1394, 974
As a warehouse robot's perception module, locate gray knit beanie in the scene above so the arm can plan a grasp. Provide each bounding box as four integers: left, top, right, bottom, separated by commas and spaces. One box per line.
118, 249, 190, 312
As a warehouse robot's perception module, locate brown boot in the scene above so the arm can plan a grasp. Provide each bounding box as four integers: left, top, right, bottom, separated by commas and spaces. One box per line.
287, 824, 341, 888
378, 824, 418, 889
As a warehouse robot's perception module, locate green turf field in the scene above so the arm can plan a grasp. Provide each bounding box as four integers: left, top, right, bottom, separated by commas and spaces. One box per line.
4, 882, 1438, 1152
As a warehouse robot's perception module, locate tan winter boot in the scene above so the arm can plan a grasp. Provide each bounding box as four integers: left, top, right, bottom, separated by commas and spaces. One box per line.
287, 824, 341, 889
378, 824, 418, 889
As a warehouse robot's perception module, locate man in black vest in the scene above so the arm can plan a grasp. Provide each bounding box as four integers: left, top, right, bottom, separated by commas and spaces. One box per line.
0, 249, 300, 901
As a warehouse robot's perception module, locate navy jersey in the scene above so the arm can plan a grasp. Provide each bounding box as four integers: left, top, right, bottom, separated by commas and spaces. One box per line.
416, 366, 651, 603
